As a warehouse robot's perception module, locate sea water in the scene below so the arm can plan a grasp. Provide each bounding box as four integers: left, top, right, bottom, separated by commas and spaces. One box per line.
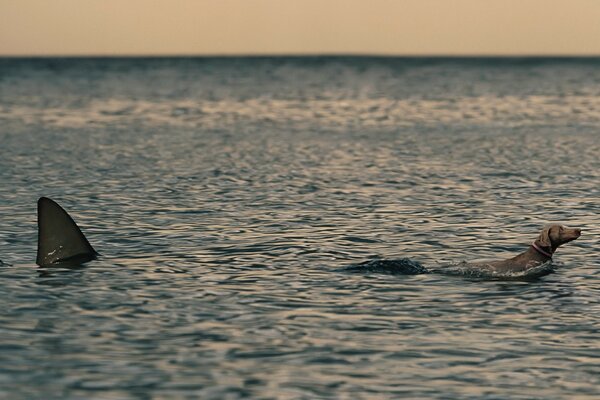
0, 57, 599, 399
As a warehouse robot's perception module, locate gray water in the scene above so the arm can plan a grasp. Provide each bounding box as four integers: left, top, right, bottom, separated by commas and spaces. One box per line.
0, 57, 599, 399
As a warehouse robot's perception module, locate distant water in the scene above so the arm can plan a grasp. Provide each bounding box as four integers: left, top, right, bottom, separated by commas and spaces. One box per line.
0, 57, 599, 399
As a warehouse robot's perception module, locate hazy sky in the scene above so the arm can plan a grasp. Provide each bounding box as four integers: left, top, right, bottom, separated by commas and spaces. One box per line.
2, 0, 600, 56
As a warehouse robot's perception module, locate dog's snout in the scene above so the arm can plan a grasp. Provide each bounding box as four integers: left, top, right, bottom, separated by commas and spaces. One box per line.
574, 228, 582, 236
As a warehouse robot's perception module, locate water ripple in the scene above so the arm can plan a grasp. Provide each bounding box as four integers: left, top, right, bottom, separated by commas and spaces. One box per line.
0, 58, 599, 399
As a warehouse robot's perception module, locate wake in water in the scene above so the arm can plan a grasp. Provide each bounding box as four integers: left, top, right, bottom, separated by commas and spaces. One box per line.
342, 258, 428, 275
342, 258, 556, 280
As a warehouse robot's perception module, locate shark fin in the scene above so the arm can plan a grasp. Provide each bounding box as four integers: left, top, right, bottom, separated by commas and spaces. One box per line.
36, 197, 98, 267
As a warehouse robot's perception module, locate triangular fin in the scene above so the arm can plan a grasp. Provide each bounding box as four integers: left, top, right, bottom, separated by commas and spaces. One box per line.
36, 197, 98, 267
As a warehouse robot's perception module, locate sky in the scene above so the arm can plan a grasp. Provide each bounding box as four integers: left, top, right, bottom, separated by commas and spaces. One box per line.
1, 0, 600, 56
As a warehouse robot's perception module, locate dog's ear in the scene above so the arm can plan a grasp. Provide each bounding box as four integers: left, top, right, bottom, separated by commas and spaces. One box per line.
537, 225, 553, 249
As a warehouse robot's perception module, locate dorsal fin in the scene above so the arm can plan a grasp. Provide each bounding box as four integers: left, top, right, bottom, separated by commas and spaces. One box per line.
36, 197, 97, 267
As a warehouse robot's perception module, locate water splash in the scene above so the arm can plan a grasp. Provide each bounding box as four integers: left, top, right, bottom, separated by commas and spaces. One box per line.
342, 258, 428, 274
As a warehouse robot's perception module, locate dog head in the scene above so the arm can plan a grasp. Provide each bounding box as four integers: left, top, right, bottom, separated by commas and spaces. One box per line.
536, 224, 581, 254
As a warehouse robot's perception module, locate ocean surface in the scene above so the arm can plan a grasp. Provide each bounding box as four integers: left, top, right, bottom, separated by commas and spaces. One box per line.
0, 57, 599, 399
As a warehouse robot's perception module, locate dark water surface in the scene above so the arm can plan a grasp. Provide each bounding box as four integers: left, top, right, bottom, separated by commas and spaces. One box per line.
0, 57, 599, 399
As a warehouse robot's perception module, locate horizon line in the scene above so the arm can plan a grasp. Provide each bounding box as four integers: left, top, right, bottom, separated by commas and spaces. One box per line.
3, 53, 600, 59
